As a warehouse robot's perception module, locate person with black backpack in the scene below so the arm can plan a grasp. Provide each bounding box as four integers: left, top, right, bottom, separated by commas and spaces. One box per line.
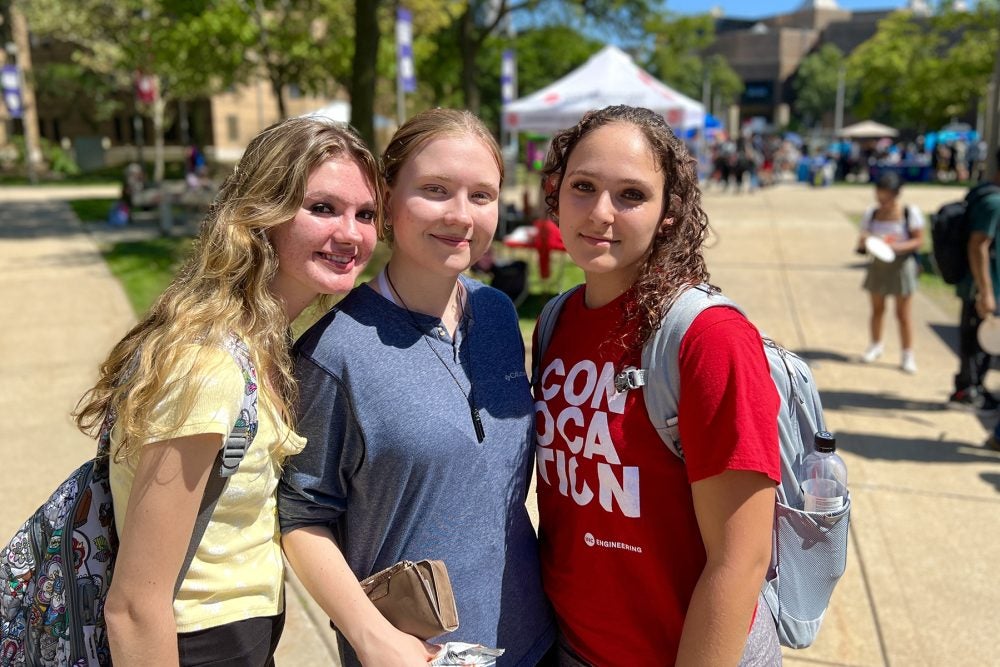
949, 147, 1000, 414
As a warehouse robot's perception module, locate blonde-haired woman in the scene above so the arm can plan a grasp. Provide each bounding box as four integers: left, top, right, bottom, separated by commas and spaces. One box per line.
74, 117, 382, 666
279, 108, 555, 666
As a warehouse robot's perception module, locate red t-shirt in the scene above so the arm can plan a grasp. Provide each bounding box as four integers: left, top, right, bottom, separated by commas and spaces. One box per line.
534, 288, 780, 665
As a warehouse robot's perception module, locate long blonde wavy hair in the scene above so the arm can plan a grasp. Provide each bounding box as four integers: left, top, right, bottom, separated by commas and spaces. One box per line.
75, 117, 383, 460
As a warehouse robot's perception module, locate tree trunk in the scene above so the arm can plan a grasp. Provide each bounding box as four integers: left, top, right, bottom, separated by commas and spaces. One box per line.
458, 7, 481, 115
11, 1, 43, 182
350, 0, 380, 150
271, 75, 287, 120
153, 85, 165, 184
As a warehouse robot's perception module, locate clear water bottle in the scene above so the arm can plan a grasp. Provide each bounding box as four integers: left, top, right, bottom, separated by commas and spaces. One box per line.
801, 431, 848, 513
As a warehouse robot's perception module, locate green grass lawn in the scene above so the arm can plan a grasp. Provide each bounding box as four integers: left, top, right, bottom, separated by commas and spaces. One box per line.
68, 198, 118, 224
101, 233, 569, 346
102, 238, 192, 315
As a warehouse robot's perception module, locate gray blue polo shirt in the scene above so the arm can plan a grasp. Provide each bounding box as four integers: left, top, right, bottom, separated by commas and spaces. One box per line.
278, 277, 554, 666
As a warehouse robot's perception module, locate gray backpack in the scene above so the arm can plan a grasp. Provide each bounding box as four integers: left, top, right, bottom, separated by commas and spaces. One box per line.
532, 284, 850, 649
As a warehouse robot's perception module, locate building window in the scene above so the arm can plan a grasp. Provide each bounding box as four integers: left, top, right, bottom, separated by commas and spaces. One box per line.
227, 115, 239, 142
52, 119, 61, 142
742, 81, 774, 105
113, 116, 124, 143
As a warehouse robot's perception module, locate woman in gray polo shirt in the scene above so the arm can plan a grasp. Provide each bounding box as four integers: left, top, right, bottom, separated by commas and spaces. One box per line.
279, 108, 555, 666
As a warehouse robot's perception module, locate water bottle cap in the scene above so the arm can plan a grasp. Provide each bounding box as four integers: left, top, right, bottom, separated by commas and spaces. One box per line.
814, 430, 836, 452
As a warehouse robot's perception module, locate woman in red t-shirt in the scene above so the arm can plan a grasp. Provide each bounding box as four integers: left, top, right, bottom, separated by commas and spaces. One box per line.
534, 105, 782, 666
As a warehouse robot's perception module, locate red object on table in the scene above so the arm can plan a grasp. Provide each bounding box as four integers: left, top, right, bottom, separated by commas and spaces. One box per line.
503, 218, 565, 279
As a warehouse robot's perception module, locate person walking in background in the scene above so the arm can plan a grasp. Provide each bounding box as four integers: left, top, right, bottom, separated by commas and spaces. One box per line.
74, 117, 381, 666
951, 148, 1000, 417
856, 171, 925, 373
534, 105, 781, 665
278, 108, 555, 666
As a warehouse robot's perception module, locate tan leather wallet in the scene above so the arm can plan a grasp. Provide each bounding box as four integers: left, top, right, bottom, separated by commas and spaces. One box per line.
359, 559, 460, 640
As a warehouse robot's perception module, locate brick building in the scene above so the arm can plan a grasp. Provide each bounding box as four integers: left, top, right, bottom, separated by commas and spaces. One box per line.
706, 0, 934, 128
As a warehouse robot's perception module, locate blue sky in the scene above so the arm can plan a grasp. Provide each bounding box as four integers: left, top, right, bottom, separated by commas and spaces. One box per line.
668, 0, 912, 18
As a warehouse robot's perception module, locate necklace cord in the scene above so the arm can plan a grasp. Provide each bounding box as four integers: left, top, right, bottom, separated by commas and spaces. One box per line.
383, 266, 486, 444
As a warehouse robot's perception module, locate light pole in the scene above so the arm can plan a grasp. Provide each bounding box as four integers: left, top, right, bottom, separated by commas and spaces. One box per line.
833, 64, 845, 136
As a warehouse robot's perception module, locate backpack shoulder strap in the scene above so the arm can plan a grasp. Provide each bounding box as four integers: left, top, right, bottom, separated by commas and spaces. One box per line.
640, 284, 744, 460
860, 206, 875, 229
218, 336, 259, 477
967, 183, 1000, 209
174, 336, 259, 596
531, 286, 583, 388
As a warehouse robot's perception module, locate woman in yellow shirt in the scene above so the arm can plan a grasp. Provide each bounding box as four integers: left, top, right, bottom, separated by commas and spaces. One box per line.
72, 117, 383, 666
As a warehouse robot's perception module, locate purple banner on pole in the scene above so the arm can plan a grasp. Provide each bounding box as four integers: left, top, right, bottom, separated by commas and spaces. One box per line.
396, 8, 416, 94
501, 50, 516, 105
1, 65, 23, 119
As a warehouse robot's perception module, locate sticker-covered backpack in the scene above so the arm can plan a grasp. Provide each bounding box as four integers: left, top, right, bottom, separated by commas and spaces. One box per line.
0, 337, 258, 666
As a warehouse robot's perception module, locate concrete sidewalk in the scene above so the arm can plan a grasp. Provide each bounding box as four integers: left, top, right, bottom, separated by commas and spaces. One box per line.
3, 182, 999, 665
699, 183, 1000, 666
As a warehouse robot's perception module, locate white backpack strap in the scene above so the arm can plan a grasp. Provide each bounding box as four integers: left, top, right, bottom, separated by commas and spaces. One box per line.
641, 284, 744, 460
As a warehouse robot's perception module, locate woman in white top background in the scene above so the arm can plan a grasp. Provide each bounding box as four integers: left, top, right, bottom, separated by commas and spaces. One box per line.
856, 170, 925, 373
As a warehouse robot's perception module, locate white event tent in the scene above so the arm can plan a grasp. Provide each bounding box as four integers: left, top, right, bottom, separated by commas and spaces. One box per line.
502, 45, 706, 135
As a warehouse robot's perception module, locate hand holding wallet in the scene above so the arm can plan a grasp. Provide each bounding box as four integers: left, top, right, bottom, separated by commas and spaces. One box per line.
359, 559, 460, 640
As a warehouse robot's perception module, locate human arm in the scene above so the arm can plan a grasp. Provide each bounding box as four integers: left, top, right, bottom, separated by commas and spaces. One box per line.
674, 471, 775, 666
856, 207, 873, 253
969, 230, 995, 318
105, 347, 245, 665
674, 308, 781, 666
891, 207, 924, 255
104, 433, 221, 666
282, 528, 438, 666
278, 351, 436, 665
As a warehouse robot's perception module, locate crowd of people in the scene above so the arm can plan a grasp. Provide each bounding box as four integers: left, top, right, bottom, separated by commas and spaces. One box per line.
700, 131, 989, 194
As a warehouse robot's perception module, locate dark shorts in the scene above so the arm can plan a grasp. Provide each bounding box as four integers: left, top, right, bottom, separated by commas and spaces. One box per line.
177, 610, 285, 667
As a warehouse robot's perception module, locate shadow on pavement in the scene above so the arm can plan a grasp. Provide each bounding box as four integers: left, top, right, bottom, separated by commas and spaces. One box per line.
928, 322, 960, 356
980, 472, 1000, 493
794, 348, 853, 364
837, 430, 1000, 466
819, 389, 947, 413
0, 202, 82, 239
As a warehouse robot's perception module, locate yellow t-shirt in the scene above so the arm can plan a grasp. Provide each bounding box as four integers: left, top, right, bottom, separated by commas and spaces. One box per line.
109, 344, 305, 632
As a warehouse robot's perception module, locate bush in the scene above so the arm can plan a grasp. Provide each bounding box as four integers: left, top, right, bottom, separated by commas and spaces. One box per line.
7, 135, 81, 177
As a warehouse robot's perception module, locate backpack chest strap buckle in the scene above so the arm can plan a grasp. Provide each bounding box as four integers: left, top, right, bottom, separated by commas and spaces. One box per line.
614, 367, 647, 392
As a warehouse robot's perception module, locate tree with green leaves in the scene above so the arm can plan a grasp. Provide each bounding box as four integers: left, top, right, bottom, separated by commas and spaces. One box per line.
644, 12, 742, 114
24, 0, 255, 180
446, 0, 655, 115
847, 3, 999, 131
434, 24, 603, 132
792, 43, 850, 129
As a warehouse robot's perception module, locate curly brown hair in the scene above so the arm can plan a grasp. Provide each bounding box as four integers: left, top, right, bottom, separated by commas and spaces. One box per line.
541, 104, 716, 353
